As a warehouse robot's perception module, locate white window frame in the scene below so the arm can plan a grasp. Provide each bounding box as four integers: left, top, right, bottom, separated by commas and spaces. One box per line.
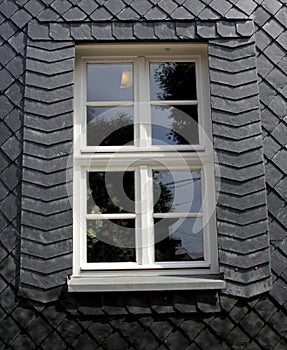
68, 43, 225, 292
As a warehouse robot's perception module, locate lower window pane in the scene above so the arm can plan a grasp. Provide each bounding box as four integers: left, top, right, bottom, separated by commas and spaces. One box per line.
87, 219, 135, 263
153, 170, 202, 213
87, 171, 135, 214
154, 218, 203, 262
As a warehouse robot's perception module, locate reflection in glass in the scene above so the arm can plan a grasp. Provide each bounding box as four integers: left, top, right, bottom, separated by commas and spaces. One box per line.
154, 218, 203, 262
87, 219, 135, 262
153, 170, 202, 213
150, 62, 197, 101
151, 105, 198, 145
87, 171, 135, 214
87, 106, 134, 146
87, 64, 133, 102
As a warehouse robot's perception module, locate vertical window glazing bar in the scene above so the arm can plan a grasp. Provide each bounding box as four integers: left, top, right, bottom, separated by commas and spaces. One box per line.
82, 169, 87, 266
138, 57, 151, 148
135, 167, 142, 264
139, 165, 154, 265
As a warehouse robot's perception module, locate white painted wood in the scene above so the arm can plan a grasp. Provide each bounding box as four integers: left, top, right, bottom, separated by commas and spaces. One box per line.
80, 262, 210, 270
139, 166, 154, 265
79, 267, 211, 274
68, 275, 226, 292
73, 43, 219, 285
150, 100, 198, 105
86, 213, 136, 220
72, 166, 81, 276
86, 101, 133, 107
153, 213, 203, 219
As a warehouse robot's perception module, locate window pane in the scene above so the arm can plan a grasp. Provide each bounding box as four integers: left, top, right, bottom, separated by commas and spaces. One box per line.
150, 62, 197, 101
151, 105, 198, 145
154, 218, 203, 262
87, 64, 133, 102
153, 170, 202, 213
87, 106, 134, 146
87, 219, 135, 262
87, 171, 135, 214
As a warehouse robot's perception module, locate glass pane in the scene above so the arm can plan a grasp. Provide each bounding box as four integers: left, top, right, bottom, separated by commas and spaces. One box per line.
87, 106, 134, 146
87, 64, 133, 102
87, 219, 135, 262
150, 62, 197, 101
152, 105, 198, 145
87, 171, 135, 214
154, 218, 203, 262
153, 170, 202, 213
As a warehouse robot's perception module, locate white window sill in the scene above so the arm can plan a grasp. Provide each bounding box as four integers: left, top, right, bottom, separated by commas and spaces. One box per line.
67, 275, 226, 293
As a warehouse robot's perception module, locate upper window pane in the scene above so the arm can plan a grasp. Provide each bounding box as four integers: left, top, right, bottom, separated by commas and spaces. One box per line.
87, 64, 133, 102
151, 105, 198, 145
87, 106, 134, 146
150, 62, 197, 101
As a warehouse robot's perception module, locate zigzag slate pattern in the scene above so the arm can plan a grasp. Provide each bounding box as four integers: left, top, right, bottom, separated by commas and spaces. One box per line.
20, 40, 74, 302
209, 38, 271, 297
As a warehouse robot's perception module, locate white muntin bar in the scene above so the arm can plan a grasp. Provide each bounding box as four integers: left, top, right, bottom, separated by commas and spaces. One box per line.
85, 213, 136, 220
139, 165, 154, 265
153, 212, 203, 219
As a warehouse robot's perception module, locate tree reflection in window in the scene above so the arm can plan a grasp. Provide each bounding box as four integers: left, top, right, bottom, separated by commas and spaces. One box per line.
87, 107, 134, 146
87, 169, 203, 263
154, 218, 203, 262
87, 171, 135, 263
87, 171, 135, 214
151, 62, 199, 145
87, 219, 135, 262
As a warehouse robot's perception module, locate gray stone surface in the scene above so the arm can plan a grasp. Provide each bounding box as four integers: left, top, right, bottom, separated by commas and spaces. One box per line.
91, 22, 113, 39
134, 22, 156, 39
50, 23, 71, 41
28, 22, 49, 40
197, 21, 216, 37
0, 0, 287, 349
172, 6, 194, 20
112, 22, 134, 40
70, 23, 92, 40
154, 22, 177, 39
176, 21, 196, 38
217, 21, 237, 37
63, 7, 87, 21
11, 9, 32, 29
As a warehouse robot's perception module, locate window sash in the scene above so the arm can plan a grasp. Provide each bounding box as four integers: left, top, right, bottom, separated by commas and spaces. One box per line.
79, 56, 206, 152
78, 163, 212, 270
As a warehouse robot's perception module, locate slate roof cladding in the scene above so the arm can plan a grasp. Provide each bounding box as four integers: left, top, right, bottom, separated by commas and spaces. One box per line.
17, 0, 251, 22
0, 0, 287, 348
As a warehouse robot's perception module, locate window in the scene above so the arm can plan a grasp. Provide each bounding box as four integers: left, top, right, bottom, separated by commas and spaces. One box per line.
69, 43, 224, 292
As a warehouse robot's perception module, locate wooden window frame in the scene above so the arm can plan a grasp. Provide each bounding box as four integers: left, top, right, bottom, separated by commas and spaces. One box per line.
68, 43, 225, 292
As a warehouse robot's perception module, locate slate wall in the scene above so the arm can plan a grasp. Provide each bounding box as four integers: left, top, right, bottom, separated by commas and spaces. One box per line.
19, 19, 271, 302
0, 0, 287, 349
